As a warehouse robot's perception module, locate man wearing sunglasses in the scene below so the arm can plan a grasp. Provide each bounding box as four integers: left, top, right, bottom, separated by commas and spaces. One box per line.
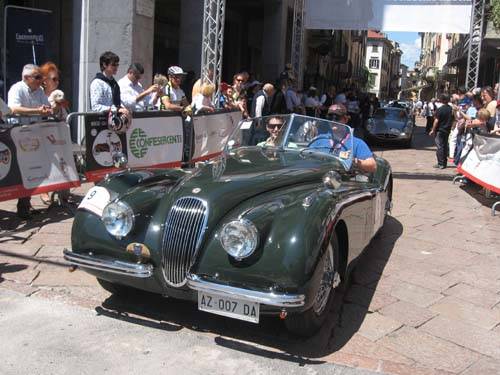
90, 51, 129, 119
8, 64, 51, 119
159, 66, 188, 112
7, 64, 52, 219
317, 104, 377, 173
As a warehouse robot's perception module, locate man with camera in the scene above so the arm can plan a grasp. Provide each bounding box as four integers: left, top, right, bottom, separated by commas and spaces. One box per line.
8, 64, 53, 219
118, 63, 159, 112
89, 51, 130, 119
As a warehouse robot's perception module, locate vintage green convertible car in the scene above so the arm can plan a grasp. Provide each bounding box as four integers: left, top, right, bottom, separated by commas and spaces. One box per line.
64, 114, 392, 336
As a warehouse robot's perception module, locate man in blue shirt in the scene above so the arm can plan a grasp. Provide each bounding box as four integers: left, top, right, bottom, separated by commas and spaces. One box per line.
311, 104, 377, 173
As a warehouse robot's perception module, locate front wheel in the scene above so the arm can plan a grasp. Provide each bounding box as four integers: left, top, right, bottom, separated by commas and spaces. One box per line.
285, 236, 341, 337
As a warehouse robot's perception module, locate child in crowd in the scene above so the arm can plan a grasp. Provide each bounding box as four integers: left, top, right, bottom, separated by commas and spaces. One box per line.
191, 83, 215, 114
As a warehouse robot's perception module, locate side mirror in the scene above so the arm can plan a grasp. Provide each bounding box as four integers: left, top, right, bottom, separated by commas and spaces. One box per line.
323, 171, 342, 189
112, 152, 128, 168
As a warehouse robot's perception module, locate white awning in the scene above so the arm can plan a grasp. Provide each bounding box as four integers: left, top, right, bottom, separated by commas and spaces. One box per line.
304, 0, 472, 33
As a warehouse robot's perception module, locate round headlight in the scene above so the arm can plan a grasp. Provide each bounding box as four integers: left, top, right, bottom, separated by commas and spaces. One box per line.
102, 201, 134, 238
220, 219, 259, 260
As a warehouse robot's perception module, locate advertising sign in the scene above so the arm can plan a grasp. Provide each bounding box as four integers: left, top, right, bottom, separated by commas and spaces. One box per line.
458, 134, 500, 194
0, 122, 80, 202
304, 0, 472, 33
191, 111, 241, 162
84, 112, 184, 182
3, 6, 54, 99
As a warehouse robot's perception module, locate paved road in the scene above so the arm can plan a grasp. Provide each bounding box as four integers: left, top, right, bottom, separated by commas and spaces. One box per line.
1, 118, 499, 374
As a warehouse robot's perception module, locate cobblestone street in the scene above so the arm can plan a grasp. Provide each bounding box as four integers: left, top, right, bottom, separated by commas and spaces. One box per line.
1, 119, 499, 375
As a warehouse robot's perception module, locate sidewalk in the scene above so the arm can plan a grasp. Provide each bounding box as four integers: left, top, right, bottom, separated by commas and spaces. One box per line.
1, 118, 499, 374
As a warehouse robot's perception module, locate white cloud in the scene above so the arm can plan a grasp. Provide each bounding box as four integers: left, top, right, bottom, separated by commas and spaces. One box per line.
399, 38, 421, 68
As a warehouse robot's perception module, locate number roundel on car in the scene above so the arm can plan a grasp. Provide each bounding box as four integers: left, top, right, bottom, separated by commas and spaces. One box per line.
78, 186, 111, 217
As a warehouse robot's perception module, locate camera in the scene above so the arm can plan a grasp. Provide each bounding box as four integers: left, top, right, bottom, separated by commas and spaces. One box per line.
108, 106, 130, 133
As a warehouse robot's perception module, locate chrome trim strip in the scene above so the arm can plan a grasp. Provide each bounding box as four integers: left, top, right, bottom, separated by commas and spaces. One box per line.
63, 249, 153, 278
186, 274, 305, 308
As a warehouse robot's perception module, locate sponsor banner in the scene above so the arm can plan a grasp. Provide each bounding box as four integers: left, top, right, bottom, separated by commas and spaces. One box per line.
305, 0, 472, 33
84, 112, 184, 182
127, 115, 184, 168
191, 111, 241, 162
458, 134, 500, 195
3, 6, 54, 99
0, 122, 80, 202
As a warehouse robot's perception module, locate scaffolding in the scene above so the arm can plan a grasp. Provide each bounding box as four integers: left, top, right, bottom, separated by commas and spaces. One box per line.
465, 0, 485, 90
200, 0, 226, 89
291, 0, 305, 89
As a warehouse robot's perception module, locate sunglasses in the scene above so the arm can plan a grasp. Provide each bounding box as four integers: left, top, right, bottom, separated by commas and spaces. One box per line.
111, 63, 119, 67
32, 74, 43, 80
267, 123, 283, 130
50, 77, 59, 82
235, 78, 244, 82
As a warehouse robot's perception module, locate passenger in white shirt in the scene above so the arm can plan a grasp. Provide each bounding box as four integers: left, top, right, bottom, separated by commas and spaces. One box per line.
191, 82, 215, 114
118, 63, 159, 112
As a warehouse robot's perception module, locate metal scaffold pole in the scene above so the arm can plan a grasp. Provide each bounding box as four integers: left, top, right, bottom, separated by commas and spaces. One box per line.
292, 0, 305, 89
465, 0, 485, 90
201, 0, 226, 90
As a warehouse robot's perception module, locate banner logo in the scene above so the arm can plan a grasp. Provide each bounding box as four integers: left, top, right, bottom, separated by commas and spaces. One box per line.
129, 128, 182, 159
18, 137, 40, 152
0, 142, 12, 180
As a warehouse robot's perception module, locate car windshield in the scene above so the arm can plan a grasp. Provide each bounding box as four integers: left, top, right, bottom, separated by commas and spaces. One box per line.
374, 108, 407, 121
226, 114, 354, 170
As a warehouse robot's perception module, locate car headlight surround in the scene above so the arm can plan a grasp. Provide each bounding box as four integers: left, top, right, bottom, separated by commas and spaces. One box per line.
219, 219, 259, 260
102, 201, 134, 238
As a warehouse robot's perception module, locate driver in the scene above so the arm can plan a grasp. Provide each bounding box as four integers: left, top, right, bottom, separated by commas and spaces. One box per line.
257, 116, 284, 147
311, 104, 377, 173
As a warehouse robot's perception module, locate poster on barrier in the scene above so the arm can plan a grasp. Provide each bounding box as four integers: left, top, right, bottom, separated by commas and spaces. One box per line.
191, 111, 241, 162
84, 112, 184, 182
126, 112, 184, 168
458, 134, 500, 194
0, 122, 80, 202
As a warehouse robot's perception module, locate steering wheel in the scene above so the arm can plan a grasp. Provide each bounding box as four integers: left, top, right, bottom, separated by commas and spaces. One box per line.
307, 134, 349, 151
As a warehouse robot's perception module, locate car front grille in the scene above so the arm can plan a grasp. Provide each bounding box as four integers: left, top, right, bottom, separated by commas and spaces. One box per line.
162, 197, 208, 287
375, 133, 399, 139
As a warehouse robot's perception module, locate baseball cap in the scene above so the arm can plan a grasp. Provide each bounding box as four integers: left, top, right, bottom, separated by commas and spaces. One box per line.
328, 104, 347, 116
168, 66, 186, 75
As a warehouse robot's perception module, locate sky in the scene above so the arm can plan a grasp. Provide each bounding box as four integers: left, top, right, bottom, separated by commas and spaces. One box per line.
386, 32, 421, 69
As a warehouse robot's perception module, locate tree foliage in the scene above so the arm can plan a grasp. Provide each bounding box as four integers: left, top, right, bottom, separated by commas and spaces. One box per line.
492, 0, 500, 31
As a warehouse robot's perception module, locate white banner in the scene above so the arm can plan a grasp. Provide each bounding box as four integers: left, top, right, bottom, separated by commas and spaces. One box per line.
192, 111, 241, 162
10, 122, 80, 190
305, 0, 472, 33
126, 116, 184, 168
458, 134, 500, 194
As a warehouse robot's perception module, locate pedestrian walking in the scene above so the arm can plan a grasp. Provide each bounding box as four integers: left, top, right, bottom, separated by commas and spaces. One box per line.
429, 94, 453, 169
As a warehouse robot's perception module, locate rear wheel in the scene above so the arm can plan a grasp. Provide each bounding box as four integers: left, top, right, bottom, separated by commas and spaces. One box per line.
285, 235, 341, 337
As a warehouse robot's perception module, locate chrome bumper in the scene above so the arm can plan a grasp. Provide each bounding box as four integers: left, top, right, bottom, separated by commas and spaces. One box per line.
186, 274, 305, 308
63, 249, 153, 278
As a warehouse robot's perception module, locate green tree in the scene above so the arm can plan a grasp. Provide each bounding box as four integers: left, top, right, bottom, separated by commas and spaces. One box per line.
492, 0, 500, 31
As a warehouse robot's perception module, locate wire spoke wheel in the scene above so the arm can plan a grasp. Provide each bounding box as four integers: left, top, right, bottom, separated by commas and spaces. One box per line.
313, 242, 334, 315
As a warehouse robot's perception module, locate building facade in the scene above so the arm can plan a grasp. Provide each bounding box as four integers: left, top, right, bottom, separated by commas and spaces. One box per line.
365, 31, 394, 99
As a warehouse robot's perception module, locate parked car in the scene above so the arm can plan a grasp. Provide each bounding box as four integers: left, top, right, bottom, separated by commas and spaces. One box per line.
65, 114, 393, 337
365, 107, 415, 147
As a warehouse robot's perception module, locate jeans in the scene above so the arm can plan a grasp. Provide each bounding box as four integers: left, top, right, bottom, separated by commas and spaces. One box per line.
426, 116, 434, 133
435, 131, 449, 167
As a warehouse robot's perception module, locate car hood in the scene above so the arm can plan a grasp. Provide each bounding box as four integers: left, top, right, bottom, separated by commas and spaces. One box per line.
371, 119, 407, 133
174, 148, 339, 203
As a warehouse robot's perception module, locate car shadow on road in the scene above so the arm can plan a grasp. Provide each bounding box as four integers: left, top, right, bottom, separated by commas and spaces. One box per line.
93, 215, 402, 362
0, 262, 28, 283
0, 203, 76, 243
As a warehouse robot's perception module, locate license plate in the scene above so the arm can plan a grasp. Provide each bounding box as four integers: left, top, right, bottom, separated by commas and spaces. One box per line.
198, 292, 260, 323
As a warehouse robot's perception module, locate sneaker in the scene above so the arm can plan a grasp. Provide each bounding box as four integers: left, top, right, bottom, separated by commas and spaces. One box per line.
433, 164, 446, 169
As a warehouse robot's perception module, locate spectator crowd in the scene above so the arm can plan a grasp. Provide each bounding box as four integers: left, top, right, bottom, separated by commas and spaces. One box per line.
1, 49, 499, 218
